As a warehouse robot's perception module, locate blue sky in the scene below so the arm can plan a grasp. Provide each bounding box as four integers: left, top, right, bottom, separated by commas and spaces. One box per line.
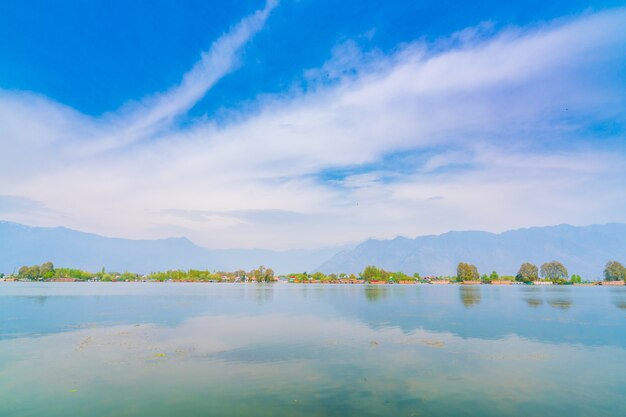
1, 0, 625, 249
1, 0, 622, 116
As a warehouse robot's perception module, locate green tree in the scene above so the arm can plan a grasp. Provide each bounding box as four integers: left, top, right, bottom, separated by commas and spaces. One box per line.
361, 265, 388, 282
570, 274, 582, 284
40, 262, 54, 276
540, 261, 568, 281
390, 271, 409, 282
516, 263, 539, 282
311, 271, 326, 281
120, 271, 137, 281
489, 271, 499, 281
17, 266, 28, 278
250, 265, 274, 282
604, 261, 626, 282
413, 272, 421, 281
456, 262, 479, 281
18, 265, 41, 280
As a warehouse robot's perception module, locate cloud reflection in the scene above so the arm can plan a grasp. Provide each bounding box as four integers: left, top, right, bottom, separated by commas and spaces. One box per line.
1, 311, 626, 417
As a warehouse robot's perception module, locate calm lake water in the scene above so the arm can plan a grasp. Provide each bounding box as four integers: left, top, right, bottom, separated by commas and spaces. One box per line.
1, 283, 625, 416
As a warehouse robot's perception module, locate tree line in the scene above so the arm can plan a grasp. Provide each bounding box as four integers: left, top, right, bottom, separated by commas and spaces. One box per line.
5, 260, 626, 284
9, 263, 276, 283
456, 260, 626, 284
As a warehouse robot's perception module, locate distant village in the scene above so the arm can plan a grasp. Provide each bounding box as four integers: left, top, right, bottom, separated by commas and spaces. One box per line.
1, 260, 625, 286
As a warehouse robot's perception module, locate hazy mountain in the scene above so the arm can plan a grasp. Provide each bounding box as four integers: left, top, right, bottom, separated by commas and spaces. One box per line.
0, 221, 349, 275
210, 247, 353, 275
316, 224, 626, 280
3, 221, 624, 279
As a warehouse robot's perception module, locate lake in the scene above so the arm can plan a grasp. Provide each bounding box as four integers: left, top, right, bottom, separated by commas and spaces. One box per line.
1, 283, 625, 416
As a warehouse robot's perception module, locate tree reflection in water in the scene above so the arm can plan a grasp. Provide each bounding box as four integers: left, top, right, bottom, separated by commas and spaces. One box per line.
526, 298, 544, 308
459, 285, 481, 308
250, 284, 274, 305
364, 285, 390, 302
545, 286, 573, 310
521, 286, 543, 308
548, 298, 572, 309
609, 287, 626, 310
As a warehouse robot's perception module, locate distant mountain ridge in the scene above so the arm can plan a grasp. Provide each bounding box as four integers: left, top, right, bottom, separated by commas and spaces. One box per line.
315, 223, 626, 279
2, 221, 624, 279
0, 221, 348, 274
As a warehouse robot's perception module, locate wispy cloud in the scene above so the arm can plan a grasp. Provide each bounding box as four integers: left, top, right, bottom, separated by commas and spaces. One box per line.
0, 6, 625, 248
94, 0, 278, 152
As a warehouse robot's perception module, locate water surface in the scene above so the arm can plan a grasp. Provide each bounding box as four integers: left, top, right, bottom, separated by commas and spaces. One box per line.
1, 283, 625, 416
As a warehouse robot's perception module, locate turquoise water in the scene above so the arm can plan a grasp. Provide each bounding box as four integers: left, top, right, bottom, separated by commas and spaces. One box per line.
1, 283, 625, 416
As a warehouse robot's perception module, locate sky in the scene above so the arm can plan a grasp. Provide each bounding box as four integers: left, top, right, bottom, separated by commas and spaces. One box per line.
1, 0, 625, 250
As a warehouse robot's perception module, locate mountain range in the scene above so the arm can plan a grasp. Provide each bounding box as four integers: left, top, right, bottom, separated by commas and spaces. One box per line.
1, 221, 625, 279
0, 221, 349, 275
317, 223, 626, 279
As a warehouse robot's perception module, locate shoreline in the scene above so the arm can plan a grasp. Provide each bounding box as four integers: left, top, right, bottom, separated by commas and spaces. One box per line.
1, 280, 620, 286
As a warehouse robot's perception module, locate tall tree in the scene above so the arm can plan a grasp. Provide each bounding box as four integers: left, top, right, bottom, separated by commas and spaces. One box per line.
516, 263, 539, 282
540, 261, 568, 281
251, 265, 274, 282
457, 262, 479, 281
18, 265, 41, 280
40, 261, 55, 279
40, 262, 54, 275
361, 265, 388, 282
604, 261, 626, 281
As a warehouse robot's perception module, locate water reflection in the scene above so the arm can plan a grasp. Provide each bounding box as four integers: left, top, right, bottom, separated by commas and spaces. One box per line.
609, 287, 626, 310
521, 286, 543, 308
614, 301, 626, 310
2, 283, 626, 350
545, 287, 573, 310
26, 295, 48, 305
548, 298, 572, 310
525, 298, 544, 308
1, 312, 625, 417
364, 285, 390, 302
248, 284, 274, 304
459, 286, 481, 308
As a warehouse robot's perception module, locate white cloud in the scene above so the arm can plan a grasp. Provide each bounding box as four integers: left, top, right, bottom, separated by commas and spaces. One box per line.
0, 6, 625, 249
90, 0, 278, 153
